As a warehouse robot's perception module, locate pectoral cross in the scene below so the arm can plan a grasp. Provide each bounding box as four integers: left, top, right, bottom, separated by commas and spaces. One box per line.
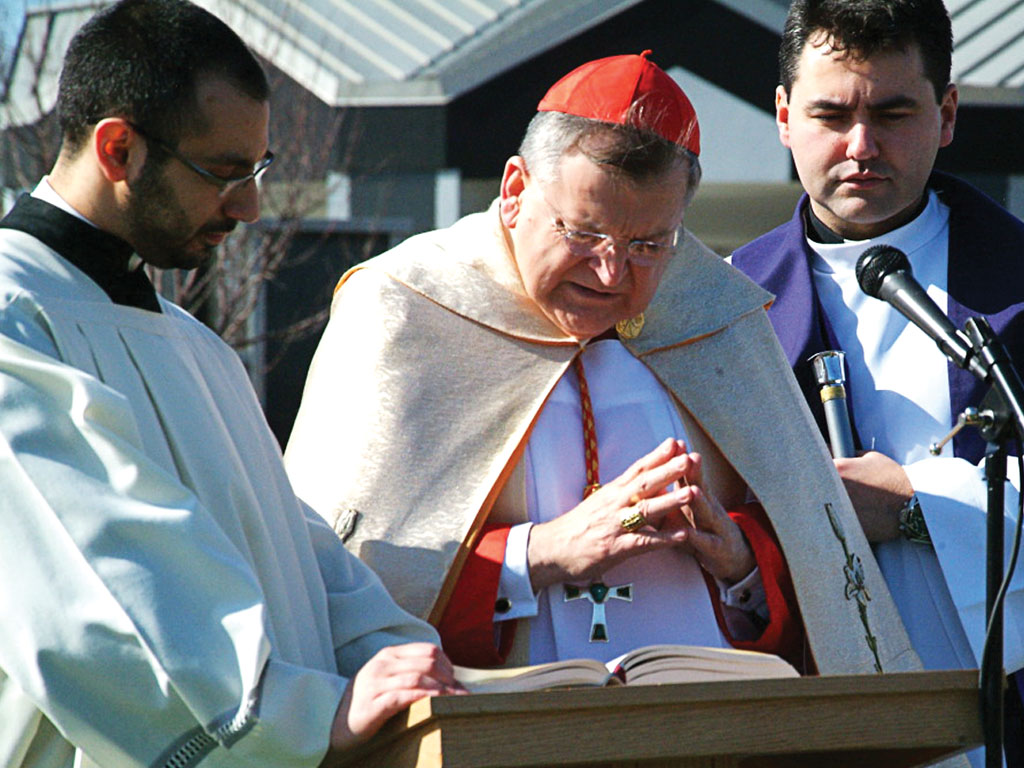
563, 582, 633, 642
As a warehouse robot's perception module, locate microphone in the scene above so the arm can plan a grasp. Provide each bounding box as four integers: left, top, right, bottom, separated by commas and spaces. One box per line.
855, 244, 988, 382
809, 350, 856, 458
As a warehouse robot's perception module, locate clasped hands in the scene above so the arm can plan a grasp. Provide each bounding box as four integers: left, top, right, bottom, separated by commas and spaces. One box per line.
526, 437, 755, 591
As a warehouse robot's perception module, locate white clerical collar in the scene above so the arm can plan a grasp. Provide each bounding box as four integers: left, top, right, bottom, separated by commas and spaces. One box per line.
32, 177, 97, 227
808, 190, 950, 277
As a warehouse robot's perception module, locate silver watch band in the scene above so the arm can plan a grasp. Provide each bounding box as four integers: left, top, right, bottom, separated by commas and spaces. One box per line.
897, 494, 931, 545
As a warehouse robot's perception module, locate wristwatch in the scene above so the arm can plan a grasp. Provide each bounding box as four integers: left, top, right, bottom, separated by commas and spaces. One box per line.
897, 494, 931, 545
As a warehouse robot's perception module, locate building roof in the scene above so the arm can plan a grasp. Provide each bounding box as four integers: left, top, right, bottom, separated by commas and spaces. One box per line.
1, 1, 105, 128
726, 0, 1024, 104
949, 0, 1024, 97
2, 0, 1023, 131
202, 0, 646, 106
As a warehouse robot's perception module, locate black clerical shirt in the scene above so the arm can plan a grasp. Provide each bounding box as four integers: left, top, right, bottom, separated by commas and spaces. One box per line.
0, 194, 161, 312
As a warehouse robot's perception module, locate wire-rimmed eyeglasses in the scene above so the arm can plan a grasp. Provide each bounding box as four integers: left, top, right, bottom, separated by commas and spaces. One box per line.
541, 193, 679, 268
127, 121, 274, 196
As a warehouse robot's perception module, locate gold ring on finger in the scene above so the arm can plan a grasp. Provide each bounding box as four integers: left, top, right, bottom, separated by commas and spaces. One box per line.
620, 508, 646, 533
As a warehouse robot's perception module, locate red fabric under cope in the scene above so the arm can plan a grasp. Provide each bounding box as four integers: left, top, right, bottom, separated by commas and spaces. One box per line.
437, 523, 517, 667
438, 504, 807, 671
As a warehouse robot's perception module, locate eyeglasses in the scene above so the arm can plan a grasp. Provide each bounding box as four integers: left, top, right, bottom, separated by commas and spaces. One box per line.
539, 193, 679, 268
127, 122, 274, 196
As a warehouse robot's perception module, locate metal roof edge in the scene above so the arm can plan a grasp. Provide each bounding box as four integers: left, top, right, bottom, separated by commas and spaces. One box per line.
403, 0, 645, 105
957, 83, 1024, 107
331, 78, 448, 107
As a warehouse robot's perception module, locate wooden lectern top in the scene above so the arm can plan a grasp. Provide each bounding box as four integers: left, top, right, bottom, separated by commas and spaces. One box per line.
333, 670, 981, 768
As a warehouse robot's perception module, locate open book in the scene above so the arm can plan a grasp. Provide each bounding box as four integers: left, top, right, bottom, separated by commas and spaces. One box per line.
454, 644, 799, 694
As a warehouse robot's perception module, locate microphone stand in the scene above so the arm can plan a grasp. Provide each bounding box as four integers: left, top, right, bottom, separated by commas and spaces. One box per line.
984, 438, 1007, 768
934, 317, 1024, 768
966, 318, 1024, 768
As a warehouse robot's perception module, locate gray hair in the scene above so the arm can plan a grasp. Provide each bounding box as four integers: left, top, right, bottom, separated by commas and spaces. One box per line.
517, 111, 702, 205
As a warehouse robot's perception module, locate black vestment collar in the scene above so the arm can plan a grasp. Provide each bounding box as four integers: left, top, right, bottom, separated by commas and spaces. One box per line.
0, 193, 161, 312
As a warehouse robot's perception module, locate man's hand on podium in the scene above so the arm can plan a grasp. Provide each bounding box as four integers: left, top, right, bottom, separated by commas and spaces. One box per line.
324, 642, 466, 760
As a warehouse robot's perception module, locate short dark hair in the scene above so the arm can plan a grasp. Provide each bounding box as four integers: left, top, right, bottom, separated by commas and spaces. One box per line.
519, 112, 701, 204
779, 0, 953, 102
57, 0, 268, 153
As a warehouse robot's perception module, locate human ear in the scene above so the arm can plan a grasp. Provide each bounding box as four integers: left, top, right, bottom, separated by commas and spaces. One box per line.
938, 83, 958, 148
775, 85, 792, 149
499, 156, 528, 228
93, 118, 137, 182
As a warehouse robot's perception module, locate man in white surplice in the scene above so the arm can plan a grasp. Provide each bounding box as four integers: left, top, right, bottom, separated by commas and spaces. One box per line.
0, 2, 461, 767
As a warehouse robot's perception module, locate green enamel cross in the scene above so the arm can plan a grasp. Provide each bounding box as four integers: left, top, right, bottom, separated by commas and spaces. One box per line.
563, 582, 633, 642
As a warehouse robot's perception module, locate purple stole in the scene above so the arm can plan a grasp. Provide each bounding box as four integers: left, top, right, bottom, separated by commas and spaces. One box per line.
732, 170, 1024, 752
731, 171, 1024, 464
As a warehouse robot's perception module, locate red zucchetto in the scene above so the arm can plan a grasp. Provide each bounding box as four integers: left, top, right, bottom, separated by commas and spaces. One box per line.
537, 50, 700, 155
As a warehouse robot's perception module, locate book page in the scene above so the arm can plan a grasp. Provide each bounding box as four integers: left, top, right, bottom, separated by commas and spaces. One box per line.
455, 645, 798, 693
454, 658, 618, 694
614, 644, 799, 685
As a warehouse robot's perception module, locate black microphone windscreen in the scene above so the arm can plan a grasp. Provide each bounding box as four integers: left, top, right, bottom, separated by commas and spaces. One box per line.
856, 244, 911, 298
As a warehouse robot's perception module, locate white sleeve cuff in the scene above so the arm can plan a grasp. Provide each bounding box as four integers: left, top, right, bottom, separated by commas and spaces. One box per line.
200, 659, 345, 768
905, 456, 991, 514
493, 523, 539, 622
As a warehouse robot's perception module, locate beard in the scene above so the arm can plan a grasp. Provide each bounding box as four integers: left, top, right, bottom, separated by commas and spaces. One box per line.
124, 158, 235, 270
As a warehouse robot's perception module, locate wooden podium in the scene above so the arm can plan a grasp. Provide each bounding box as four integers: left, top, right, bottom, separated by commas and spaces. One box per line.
336, 670, 982, 768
